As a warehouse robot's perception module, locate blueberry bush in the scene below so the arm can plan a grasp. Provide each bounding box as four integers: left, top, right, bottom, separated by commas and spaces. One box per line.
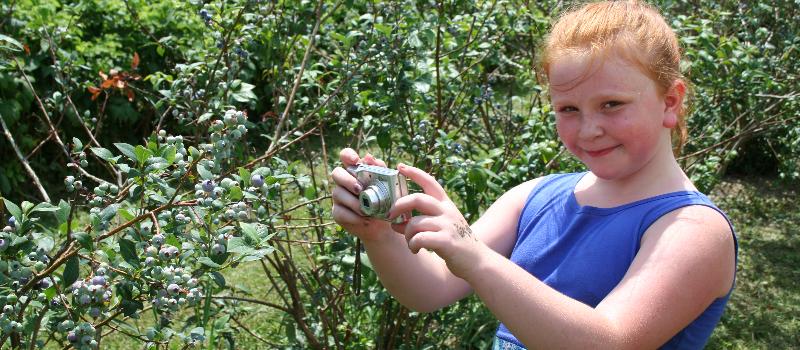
0, 0, 798, 348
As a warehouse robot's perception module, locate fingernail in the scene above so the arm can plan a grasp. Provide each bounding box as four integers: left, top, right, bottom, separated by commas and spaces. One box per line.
398, 163, 405, 169
353, 183, 362, 193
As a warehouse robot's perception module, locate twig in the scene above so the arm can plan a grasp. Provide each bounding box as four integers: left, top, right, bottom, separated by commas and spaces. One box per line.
13, 57, 105, 185
0, 112, 51, 202
212, 295, 290, 314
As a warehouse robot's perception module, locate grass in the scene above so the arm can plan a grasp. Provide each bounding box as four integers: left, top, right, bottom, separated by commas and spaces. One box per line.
706, 176, 800, 349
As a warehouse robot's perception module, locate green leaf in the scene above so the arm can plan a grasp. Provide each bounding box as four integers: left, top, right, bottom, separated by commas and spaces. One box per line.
44, 286, 57, 300
72, 232, 93, 250
197, 164, 213, 180
2, 198, 22, 221
55, 200, 70, 224
31, 202, 60, 213
119, 238, 140, 267
239, 222, 258, 242
162, 145, 177, 164
229, 186, 243, 201
0, 34, 23, 51
374, 23, 393, 37
72, 137, 83, 151
227, 237, 251, 254
304, 186, 317, 200
238, 167, 251, 187
230, 82, 257, 103
210, 271, 226, 287
198, 257, 222, 268
114, 143, 138, 162
91, 147, 116, 162
134, 145, 153, 165
63, 256, 80, 287
100, 204, 119, 221
37, 236, 55, 252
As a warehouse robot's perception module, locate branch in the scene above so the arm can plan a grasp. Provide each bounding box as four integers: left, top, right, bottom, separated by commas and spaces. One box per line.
0, 112, 51, 202
13, 57, 105, 185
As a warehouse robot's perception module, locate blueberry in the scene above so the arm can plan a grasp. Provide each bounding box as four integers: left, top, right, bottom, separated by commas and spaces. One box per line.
7, 216, 15, 227
167, 283, 181, 295
67, 332, 78, 343
251, 174, 264, 187
202, 180, 215, 193
91, 276, 106, 286
211, 243, 226, 255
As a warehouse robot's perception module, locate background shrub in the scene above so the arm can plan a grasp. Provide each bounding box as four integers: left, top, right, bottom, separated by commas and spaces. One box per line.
0, 0, 797, 348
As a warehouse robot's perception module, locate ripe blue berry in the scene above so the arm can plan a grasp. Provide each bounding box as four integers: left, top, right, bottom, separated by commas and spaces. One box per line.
92, 276, 106, 286
251, 174, 264, 187
202, 180, 215, 193
7, 217, 15, 227
167, 283, 181, 295
67, 332, 78, 343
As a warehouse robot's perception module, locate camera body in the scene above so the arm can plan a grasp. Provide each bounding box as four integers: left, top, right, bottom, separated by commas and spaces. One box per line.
347, 164, 409, 224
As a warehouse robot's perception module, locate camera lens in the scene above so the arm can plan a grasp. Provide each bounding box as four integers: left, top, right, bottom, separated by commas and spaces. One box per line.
359, 183, 389, 216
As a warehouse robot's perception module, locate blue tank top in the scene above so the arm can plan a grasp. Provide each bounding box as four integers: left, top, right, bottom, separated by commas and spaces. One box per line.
495, 172, 737, 349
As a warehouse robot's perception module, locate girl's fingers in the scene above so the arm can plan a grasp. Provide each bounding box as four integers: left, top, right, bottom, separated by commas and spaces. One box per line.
331, 186, 363, 215
331, 202, 368, 226
407, 230, 446, 254
330, 167, 363, 195
363, 153, 387, 167
390, 193, 443, 218
401, 215, 442, 242
397, 163, 447, 201
339, 148, 361, 166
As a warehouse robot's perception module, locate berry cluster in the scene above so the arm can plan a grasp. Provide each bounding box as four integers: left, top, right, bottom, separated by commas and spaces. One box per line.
198, 9, 212, 24
64, 175, 84, 193
69, 273, 112, 319
1, 299, 22, 335
148, 265, 202, 313
65, 322, 97, 349
204, 109, 249, 160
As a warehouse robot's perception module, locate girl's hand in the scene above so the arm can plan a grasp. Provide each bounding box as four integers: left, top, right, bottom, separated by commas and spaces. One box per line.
330, 148, 393, 241
388, 163, 489, 279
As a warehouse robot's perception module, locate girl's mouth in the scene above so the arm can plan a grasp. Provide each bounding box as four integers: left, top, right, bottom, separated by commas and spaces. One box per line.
585, 145, 618, 157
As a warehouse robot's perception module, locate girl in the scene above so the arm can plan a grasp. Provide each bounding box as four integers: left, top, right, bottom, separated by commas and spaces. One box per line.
330, 1, 737, 348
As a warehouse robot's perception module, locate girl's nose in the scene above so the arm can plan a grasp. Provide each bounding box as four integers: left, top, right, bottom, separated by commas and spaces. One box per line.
578, 114, 604, 140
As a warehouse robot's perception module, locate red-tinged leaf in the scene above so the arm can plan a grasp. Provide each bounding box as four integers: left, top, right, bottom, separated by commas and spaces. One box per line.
88, 86, 101, 100
23, 44, 30, 55
99, 70, 108, 80
100, 79, 114, 89
131, 52, 140, 70
126, 88, 135, 102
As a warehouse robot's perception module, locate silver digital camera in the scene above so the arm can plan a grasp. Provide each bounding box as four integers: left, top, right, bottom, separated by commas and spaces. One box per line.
346, 164, 410, 224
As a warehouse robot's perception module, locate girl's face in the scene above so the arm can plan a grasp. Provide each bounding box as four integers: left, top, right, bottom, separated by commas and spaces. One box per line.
549, 53, 681, 181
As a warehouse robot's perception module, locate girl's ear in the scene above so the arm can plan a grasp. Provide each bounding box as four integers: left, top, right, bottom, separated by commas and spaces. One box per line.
662, 80, 686, 128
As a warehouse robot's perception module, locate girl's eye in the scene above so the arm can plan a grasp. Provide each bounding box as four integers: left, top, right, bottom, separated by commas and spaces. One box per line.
603, 101, 623, 109
558, 106, 578, 113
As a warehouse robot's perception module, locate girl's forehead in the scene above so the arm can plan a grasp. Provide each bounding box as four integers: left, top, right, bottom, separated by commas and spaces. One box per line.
548, 53, 651, 95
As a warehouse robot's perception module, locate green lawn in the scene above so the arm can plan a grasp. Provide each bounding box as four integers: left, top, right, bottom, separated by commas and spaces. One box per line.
706, 176, 800, 349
